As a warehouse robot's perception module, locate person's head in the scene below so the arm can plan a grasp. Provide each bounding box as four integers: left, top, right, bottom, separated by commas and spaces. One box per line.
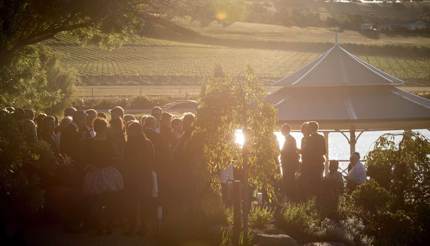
151, 106, 162, 120
64, 107, 77, 118
140, 115, 149, 127
5, 106, 15, 114
74, 110, 87, 128
123, 114, 136, 123
308, 121, 319, 134
110, 106, 125, 120
329, 160, 339, 173
24, 109, 35, 121
160, 112, 172, 128
301, 122, 310, 136
85, 109, 97, 127
281, 123, 291, 136
43, 115, 57, 132
59, 116, 73, 130
171, 118, 183, 133
94, 118, 108, 137
127, 121, 143, 138
35, 113, 47, 127
13, 108, 25, 121
144, 115, 156, 130
182, 113, 195, 132
350, 152, 360, 165
97, 112, 107, 119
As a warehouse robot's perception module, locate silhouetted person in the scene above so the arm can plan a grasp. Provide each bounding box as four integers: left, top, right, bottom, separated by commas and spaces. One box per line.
280, 123, 299, 199
301, 121, 326, 197
151, 106, 162, 132
85, 109, 97, 138
322, 160, 344, 219
64, 107, 77, 119
346, 152, 366, 192
124, 122, 155, 234
108, 117, 126, 162
39, 115, 60, 154
110, 106, 124, 120
83, 118, 124, 234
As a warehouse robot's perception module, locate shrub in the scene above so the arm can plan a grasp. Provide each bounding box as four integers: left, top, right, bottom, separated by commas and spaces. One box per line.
249, 206, 274, 229
0, 114, 56, 223
278, 200, 320, 241
347, 131, 430, 245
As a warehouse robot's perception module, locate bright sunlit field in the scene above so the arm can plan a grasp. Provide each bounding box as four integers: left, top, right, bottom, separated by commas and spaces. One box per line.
55, 41, 430, 86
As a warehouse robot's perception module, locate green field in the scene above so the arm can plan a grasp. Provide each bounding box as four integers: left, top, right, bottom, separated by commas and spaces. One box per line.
53, 22, 430, 87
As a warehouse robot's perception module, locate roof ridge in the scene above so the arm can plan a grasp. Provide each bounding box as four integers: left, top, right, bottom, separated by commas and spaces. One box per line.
339, 46, 405, 85
290, 45, 336, 86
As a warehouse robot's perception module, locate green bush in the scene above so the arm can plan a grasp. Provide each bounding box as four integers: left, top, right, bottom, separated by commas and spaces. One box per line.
249, 206, 274, 229
0, 115, 56, 223
348, 131, 430, 245
278, 200, 320, 240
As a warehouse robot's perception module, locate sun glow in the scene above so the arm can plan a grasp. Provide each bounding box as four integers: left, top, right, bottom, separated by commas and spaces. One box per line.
234, 129, 245, 148
216, 11, 227, 21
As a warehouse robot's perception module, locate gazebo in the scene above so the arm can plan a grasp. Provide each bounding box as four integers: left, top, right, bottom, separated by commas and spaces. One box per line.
267, 43, 430, 161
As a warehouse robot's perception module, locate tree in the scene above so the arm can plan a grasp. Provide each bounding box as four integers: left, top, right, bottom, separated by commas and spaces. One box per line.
196, 66, 280, 198
0, 0, 166, 66
349, 131, 430, 245
0, 0, 167, 111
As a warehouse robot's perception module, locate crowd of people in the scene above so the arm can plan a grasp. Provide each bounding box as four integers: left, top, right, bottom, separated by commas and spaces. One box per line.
1, 105, 368, 235
1, 105, 202, 236
280, 122, 367, 216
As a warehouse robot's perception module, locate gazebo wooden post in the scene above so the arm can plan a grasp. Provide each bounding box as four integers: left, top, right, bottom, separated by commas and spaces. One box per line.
349, 128, 356, 155
323, 131, 330, 176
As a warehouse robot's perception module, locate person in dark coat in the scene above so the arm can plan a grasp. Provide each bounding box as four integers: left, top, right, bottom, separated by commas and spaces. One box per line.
280, 123, 299, 199
301, 121, 326, 197
124, 122, 155, 234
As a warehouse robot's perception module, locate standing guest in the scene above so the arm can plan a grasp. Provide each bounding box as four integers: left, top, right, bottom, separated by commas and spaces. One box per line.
124, 114, 136, 124
301, 121, 326, 197
108, 117, 126, 162
60, 110, 90, 162
151, 106, 162, 132
322, 160, 344, 219
85, 109, 98, 138
35, 113, 47, 124
140, 115, 150, 128
39, 115, 61, 154
280, 123, 299, 199
22, 109, 38, 143
124, 122, 155, 234
143, 116, 160, 147
24, 108, 35, 121
97, 112, 107, 119
171, 118, 183, 141
173, 113, 196, 190
83, 118, 124, 234
64, 107, 77, 119
110, 106, 125, 120
158, 112, 175, 209
346, 152, 366, 192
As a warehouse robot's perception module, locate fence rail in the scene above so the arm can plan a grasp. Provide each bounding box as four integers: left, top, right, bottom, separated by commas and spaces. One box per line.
73, 85, 430, 98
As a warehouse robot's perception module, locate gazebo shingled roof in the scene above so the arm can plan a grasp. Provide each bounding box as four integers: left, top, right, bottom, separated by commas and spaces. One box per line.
267, 43, 430, 156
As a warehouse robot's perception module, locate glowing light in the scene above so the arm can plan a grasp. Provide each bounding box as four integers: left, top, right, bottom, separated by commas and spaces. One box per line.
234, 129, 245, 148
216, 11, 227, 21
274, 131, 285, 150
